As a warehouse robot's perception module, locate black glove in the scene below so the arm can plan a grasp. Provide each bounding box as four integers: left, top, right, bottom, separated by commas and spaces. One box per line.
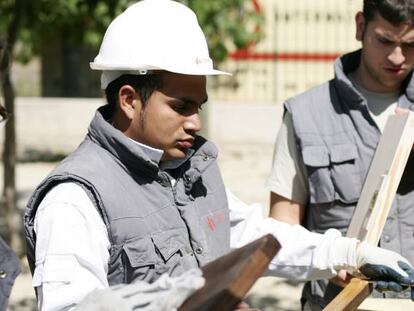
356, 242, 414, 300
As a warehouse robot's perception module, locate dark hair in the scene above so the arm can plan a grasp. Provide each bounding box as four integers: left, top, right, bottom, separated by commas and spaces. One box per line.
105, 73, 163, 116
363, 0, 414, 25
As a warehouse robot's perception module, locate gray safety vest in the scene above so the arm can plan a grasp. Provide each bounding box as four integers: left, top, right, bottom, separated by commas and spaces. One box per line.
0, 237, 20, 310
286, 50, 414, 309
24, 106, 230, 286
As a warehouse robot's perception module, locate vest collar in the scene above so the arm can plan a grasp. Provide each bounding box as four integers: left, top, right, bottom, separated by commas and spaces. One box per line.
129, 138, 164, 165
88, 106, 160, 177
334, 49, 414, 110
334, 50, 366, 106
182, 138, 218, 193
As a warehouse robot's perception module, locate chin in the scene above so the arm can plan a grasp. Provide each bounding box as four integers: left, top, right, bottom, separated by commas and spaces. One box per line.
382, 81, 402, 91
163, 149, 187, 161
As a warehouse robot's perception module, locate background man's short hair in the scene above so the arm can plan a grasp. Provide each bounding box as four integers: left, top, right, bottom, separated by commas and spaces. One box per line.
363, 0, 414, 25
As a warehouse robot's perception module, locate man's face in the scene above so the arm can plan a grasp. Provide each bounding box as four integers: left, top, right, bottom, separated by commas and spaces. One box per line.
127, 72, 207, 162
356, 12, 414, 92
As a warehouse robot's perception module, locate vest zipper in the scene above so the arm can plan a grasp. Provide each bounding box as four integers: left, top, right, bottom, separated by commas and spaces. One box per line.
160, 172, 177, 202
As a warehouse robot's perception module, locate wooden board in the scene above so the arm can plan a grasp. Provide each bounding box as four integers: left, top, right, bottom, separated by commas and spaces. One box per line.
347, 112, 414, 244
323, 278, 372, 311
324, 112, 414, 311
358, 297, 414, 310
179, 234, 281, 311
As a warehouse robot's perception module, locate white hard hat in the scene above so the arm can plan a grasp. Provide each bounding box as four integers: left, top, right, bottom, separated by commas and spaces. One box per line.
90, 0, 231, 89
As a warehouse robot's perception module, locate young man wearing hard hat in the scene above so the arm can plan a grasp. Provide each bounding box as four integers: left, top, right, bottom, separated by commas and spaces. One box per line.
24, 1, 414, 310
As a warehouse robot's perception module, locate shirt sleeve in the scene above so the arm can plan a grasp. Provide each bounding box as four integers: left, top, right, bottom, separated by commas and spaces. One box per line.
33, 182, 111, 311
266, 111, 309, 204
228, 189, 359, 281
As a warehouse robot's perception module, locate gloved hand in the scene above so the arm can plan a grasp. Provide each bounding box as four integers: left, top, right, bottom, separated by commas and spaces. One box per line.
356, 241, 414, 299
75, 268, 205, 311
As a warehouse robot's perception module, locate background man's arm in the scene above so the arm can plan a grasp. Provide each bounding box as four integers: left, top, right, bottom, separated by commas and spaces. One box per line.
269, 192, 304, 225
267, 112, 308, 225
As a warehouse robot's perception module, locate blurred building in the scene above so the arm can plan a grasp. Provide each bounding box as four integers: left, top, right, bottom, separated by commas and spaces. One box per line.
210, 0, 362, 103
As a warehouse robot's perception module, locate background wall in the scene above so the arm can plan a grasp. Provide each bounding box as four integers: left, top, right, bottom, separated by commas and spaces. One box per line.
210, 0, 362, 103
0, 98, 283, 159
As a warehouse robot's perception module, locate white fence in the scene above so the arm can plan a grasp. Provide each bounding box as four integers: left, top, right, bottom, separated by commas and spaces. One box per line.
210, 0, 362, 102
0, 97, 283, 158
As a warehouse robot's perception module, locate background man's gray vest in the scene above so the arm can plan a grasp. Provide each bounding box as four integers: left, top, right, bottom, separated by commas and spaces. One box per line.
24, 106, 230, 286
286, 50, 414, 309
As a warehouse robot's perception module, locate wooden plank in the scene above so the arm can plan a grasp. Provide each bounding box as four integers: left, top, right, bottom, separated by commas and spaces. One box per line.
323, 278, 372, 311
358, 297, 414, 310
324, 112, 414, 311
179, 234, 281, 311
347, 112, 414, 244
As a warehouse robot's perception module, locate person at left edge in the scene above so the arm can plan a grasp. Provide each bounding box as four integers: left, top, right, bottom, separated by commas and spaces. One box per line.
0, 36, 21, 311
23, 1, 414, 310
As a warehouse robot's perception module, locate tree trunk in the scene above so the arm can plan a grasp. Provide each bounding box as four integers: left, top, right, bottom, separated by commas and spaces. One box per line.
1, 70, 21, 255
0, 0, 25, 256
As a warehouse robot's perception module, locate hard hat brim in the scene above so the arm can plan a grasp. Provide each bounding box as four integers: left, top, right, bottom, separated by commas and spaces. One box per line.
91, 62, 232, 89
90, 62, 231, 76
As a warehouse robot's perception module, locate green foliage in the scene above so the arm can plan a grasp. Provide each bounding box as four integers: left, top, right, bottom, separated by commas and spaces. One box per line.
0, 0, 263, 64
9, 0, 136, 64
181, 0, 264, 62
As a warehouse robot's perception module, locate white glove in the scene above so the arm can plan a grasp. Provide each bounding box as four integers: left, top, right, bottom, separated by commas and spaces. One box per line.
356, 241, 414, 298
74, 268, 205, 311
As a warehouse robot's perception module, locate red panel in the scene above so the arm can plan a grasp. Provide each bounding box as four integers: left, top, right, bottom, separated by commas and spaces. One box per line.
251, 0, 261, 13
229, 50, 340, 62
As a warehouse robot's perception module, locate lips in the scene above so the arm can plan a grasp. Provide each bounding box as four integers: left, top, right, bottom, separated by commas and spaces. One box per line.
176, 139, 194, 149
384, 67, 405, 74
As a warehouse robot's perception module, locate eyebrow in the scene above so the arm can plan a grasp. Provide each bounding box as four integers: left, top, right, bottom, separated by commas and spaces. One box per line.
402, 38, 414, 44
375, 31, 396, 40
375, 30, 414, 44
178, 96, 209, 105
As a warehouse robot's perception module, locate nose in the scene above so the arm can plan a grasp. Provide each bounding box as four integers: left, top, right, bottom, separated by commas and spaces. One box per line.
388, 46, 405, 66
184, 112, 202, 133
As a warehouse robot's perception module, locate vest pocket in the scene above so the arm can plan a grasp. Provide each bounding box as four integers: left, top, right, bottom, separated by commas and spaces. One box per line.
123, 235, 158, 283
151, 229, 187, 262
123, 228, 195, 283
151, 228, 197, 277
302, 145, 334, 204
302, 144, 361, 204
329, 144, 361, 203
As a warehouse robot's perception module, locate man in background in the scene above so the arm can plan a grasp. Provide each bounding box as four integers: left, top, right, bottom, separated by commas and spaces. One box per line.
268, 0, 414, 309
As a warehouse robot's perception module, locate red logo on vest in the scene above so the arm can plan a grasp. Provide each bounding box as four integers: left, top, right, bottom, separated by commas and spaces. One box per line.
207, 211, 225, 231
207, 217, 216, 231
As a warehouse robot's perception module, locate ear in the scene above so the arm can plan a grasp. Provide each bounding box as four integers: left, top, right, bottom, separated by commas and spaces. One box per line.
355, 12, 366, 42
117, 85, 141, 120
